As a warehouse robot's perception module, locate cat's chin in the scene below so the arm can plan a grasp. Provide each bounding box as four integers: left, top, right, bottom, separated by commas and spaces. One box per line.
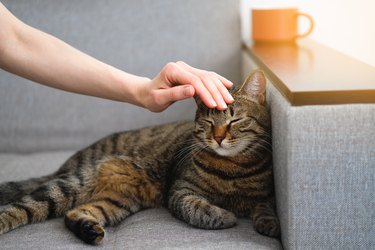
213, 145, 243, 157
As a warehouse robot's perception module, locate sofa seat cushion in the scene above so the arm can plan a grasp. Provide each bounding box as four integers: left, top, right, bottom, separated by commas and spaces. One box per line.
0, 151, 282, 249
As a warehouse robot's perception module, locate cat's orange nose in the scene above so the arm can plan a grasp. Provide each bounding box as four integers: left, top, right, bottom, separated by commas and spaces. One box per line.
214, 136, 225, 145
213, 126, 227, 145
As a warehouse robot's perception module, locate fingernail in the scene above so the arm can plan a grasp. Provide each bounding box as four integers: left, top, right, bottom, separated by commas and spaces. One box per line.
220, 100, 227, 109
183, 86, 194, 96
211, 99, 217, 108
227, 94, 234, 102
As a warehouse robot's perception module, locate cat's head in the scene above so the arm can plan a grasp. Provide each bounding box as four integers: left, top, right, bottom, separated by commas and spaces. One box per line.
194, 70, 270, 157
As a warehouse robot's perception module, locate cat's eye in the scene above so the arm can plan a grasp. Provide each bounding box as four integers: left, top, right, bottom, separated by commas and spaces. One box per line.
228, 118, 243, 127
201, 119, 214, 126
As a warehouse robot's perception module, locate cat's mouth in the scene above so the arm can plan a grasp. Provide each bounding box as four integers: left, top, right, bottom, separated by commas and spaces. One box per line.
210, 139, 244, 157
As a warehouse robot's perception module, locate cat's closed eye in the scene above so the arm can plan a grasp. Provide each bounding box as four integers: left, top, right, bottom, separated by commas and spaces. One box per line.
238, 119, 257, 133
201, 119, 214, 127
228, 118, 243, 128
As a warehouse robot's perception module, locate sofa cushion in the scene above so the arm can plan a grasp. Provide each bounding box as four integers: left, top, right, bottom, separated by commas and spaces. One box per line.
0, 151, 282, 249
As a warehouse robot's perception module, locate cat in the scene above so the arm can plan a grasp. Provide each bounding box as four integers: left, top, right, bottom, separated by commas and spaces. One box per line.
0, 70, 280, 245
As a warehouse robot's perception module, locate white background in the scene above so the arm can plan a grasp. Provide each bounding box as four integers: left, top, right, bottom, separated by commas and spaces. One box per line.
241, 0, 375, 67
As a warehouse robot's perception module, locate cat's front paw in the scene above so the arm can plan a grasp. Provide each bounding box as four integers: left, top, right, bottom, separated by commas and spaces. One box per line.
216, 209, 237, 229
254, 216, 280, 237
198, 207, 237, 230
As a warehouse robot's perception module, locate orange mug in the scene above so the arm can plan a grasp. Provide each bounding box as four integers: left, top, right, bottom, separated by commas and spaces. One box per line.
252, 8, 314, 42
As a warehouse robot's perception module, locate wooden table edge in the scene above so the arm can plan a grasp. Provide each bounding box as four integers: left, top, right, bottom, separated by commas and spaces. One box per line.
242, 41, 375, 106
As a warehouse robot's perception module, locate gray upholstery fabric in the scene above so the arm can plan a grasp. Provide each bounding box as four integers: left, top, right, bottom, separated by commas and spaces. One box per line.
243, 51, 374, 249
0, 0, 241, 153
0, 151, 282, 249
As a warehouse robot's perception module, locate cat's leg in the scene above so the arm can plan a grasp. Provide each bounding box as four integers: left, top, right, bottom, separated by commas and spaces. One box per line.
64, 194, 142, 245
252, 201, 280, 237
168, 187, 237, 229
0, 179, 81, 235
65, 156, 161, 245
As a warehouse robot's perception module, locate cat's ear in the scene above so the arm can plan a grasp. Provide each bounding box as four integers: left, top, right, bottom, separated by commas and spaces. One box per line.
236, 69, 266, 105
193, 95, 205, 108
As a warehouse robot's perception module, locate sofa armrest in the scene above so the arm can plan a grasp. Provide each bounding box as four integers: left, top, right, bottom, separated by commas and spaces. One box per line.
242, 43, 375, 250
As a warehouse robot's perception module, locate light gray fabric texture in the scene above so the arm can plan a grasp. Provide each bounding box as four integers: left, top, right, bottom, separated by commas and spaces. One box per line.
0, 151, 282, 250
267, 81, 375, 249
0, 0, 241, 153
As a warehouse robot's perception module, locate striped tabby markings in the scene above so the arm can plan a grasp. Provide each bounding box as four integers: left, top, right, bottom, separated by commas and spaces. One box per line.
168, 188, 237, 230
0, 177, 82, 235
64, 156, 162, 245
0, 197, 50, 235
194, 149, 245, 176
0, 206, 29, 234
94, 156, 162, 206
193, 152, 273, 196
252, 202, 280, 237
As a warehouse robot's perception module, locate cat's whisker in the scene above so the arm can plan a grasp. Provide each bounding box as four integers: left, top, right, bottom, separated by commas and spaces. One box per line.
242, 145, 265, 160
174, 138, 198, 146
257, 144, 272, 154
231, 136, 272, 157
175, 142, 207, 168
231, 136, 273, 153
175, 145, 193, 158
175, 141, 204, 159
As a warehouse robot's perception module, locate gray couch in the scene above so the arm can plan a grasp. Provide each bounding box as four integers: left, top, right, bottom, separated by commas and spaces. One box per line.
0, 0, 282, 249
2, 1, 373, 250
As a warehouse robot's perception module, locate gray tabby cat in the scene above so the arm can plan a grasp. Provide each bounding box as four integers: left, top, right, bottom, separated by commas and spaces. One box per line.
0, 70, 280, 245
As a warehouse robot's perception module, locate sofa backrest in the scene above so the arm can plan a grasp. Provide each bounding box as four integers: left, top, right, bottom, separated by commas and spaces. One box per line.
0, 0, 241, 153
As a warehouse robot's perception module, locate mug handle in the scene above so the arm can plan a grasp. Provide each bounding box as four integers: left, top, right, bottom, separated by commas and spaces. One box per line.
296, 13, 314, 38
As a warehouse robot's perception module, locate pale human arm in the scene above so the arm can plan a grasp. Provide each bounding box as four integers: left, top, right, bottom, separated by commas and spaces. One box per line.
0, 3, 233, 112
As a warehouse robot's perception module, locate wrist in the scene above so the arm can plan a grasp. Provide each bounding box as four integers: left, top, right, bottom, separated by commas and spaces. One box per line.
105, 67, 149, 107
131, 76, 152, 109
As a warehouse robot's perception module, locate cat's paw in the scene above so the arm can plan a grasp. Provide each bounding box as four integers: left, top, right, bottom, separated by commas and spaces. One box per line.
65, 212, 105, 245
254, 215, 280, 237
216, 209, 237, 229
205, 208, 237, 230
80, 221, 105, 245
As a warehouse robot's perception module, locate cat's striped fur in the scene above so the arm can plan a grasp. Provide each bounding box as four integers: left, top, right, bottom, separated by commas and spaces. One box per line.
0, 70, 279, 244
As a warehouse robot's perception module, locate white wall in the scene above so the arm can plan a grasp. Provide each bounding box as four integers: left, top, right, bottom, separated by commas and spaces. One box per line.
241, 0, 375, 67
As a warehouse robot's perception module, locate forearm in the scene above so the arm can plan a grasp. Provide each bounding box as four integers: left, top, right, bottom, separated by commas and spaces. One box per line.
0, 3, 149, 106
0, 3, 234, 112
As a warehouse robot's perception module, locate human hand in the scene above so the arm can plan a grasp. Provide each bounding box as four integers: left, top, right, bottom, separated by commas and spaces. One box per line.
140, 61, 234, 112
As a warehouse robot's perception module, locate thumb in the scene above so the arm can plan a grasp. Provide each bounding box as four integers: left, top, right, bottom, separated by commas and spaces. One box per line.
156, 85, 195, 107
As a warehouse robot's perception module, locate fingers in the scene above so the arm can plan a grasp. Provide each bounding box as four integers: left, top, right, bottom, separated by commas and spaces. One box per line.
153, 61, 234, 112
162, 62, 218, 108
175, 61, 234, 110
177, 61, 233, 88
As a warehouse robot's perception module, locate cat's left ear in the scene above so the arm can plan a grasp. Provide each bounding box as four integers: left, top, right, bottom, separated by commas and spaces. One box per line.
193, 95, 203, 107
236, 69, 266, 105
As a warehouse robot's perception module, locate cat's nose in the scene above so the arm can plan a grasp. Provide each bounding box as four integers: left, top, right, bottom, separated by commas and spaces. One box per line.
214, 136, 225, 145
213, 126, 227, 145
